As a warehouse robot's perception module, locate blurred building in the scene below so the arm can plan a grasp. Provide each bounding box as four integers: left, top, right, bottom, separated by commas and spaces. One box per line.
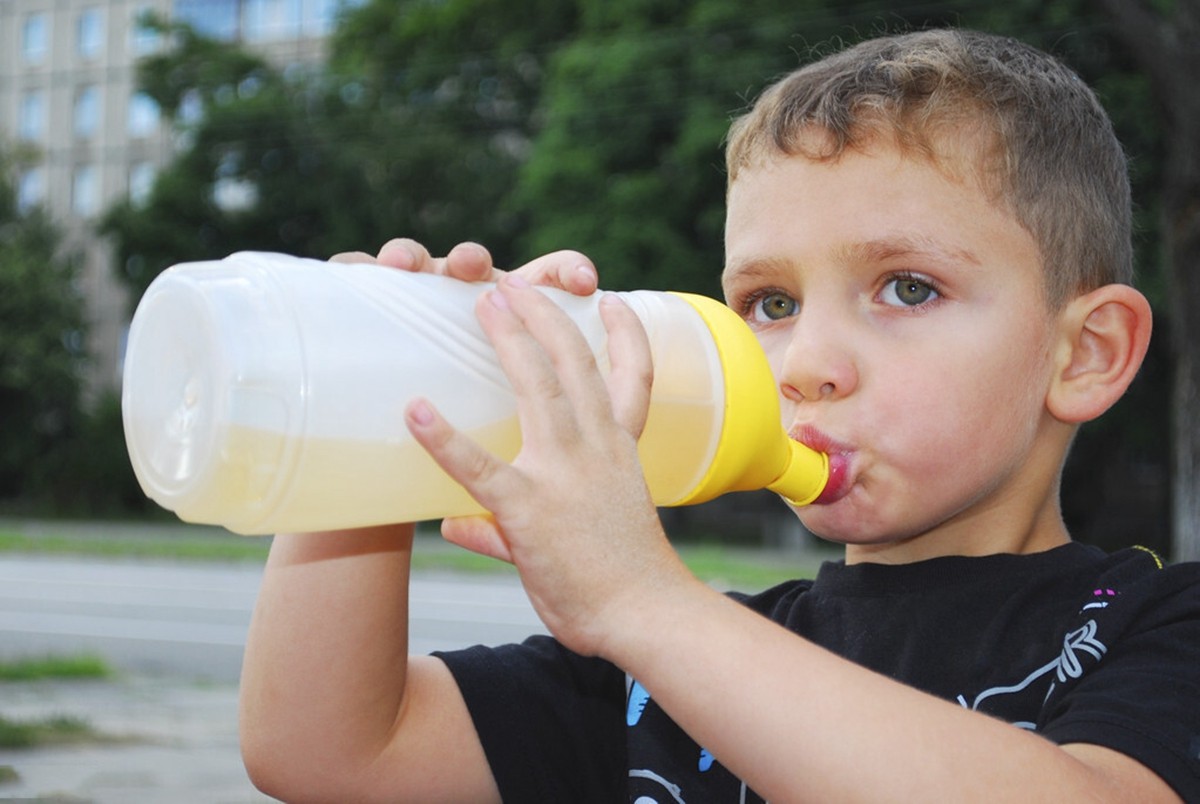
0, 0, 359, 394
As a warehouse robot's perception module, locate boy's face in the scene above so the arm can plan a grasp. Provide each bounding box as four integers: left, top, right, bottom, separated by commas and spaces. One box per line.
722, 141, 1070, 561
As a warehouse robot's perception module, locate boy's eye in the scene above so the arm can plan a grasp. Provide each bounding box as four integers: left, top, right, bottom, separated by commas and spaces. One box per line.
752, 292, 799, 322
881, 276, 939, 307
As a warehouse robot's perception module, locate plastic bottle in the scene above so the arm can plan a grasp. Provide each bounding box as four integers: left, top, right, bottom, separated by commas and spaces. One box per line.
121, 251, 827, 535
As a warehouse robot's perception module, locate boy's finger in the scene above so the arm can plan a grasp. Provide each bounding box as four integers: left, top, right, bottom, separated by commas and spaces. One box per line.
328, 250, 377, 265
598, 294, 654, 439
481, 278, 616, 439
440, 516, 513, 564
443, 242, 496, 282
404, 398, 521, 514
375, 238, 430, 272
509, 250, 599, 296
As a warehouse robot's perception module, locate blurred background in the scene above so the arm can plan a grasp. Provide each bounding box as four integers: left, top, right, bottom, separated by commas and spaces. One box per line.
0, 0, 1196, 559
0, 1, 1196, 799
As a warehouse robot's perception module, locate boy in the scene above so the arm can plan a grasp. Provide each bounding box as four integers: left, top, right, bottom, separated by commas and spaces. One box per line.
239, 28, 1200, 801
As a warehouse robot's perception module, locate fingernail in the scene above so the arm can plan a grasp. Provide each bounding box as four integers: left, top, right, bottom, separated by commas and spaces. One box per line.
503, 273, 529, 289
408, 399, 434, 426
393, 246, 415, 270
575, 264, 596, 282
600, 291, 624, 307
488, 289, 510, 310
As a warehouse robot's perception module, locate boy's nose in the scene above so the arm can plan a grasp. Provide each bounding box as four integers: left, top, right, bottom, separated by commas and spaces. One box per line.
777, 311, 858, 403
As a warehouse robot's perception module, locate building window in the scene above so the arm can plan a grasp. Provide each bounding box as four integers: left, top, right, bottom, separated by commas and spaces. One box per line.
72, 165, 100, 217
22, 13, 49, 64
128, 92, 160, 138
309, 0, 366, 36
77, 8, 105, 59
170, 0, 361, 42
129, 162, 156, 205
18, 168, 46, 213
19, 91, 46, 142
173, 0, 239, 40
244, 0, 300, 41
74, 86, 101, 139
213, 176, 258, 211
175, 89, 204, 128
130, 5, 161, 54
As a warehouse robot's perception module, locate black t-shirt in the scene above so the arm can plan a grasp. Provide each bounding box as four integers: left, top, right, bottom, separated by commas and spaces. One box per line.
436, 543, 1200, 802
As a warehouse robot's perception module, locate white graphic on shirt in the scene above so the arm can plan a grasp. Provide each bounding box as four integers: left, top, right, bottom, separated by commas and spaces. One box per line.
956, 619, 1107, 729
629, 769, 686, 803
1082, 587, 1117, 611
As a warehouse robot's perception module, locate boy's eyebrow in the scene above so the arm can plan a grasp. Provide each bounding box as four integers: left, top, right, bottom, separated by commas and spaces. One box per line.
721, 256, 794, 286
839, 234, 983, 269
721, 235, 982, 291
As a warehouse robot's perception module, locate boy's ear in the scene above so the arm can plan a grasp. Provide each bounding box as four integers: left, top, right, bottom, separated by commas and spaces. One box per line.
1047, 284, 1153, 424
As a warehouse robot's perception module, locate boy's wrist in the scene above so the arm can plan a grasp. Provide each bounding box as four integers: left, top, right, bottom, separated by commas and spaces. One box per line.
589, 556, 714, 667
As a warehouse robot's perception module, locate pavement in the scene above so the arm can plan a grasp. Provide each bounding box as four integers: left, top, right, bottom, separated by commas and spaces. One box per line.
0, 676, 269, 803
0, 517, 818, 802
0, 530, 545, 804
0, 540, 272, 804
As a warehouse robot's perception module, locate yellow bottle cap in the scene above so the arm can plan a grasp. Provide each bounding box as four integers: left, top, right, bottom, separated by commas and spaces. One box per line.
666, 292, 829, 507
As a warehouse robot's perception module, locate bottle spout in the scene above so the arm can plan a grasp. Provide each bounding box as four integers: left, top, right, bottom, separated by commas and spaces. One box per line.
664, 292, 829, 508
766, 440, 829, 506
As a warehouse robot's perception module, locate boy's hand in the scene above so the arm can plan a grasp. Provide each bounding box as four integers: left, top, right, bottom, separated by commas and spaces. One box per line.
404, 275, 691, 658
330, 239, 599, 297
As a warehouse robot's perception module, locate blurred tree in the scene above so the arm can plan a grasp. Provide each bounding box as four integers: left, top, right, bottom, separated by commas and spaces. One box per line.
946, 1, 1175, 557
1089, 0, 1200, 562
324, 0, 581, 265
97, 0, 1182, 553
517, 0, 970, 296
104, 3, 583, 302
102, 15, 385, 302
0, 145, 87, 501
518, 0, 1178, 552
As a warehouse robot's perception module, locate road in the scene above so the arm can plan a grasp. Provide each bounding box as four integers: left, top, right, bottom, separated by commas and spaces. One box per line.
0, 553, 547, 681
0, 553, 547, 803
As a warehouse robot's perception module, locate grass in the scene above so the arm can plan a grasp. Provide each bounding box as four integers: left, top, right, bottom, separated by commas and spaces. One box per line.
0, 654, 112, 683
0, 520, 834, 591
0, 714, 103, 749
413, 543, 823, 590
681, 545, 824, 591
0, 528, 271, 563
0, 655, 127, 750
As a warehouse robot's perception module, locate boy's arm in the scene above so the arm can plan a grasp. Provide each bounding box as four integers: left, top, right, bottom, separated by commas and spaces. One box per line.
410, 277, 1182, 803
239, 527, 501, 802
239, 241, 600, 802
604, 575, 1182, 803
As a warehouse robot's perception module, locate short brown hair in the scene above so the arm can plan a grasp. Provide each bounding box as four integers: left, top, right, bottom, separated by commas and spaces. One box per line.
725, 29, 1132, 307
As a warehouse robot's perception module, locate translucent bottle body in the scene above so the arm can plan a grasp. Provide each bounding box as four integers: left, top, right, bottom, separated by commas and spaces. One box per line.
122, 252, 731, 534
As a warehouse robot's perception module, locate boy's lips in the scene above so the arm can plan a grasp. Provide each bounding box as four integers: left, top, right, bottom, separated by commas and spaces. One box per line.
791, 425, 853, 505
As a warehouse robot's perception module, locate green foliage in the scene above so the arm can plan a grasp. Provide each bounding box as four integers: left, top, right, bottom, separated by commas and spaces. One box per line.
104, 17, 383, 303
514, 0, 976, 295
0, 146, 151, 515
107, 1, 1162, 301
107, 2, 585, 302
134, 13, 273, 116
95, 0, 1175, 551
0, 154, 88, 501
42, 391, 156, 516
322, 0, 583, 265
